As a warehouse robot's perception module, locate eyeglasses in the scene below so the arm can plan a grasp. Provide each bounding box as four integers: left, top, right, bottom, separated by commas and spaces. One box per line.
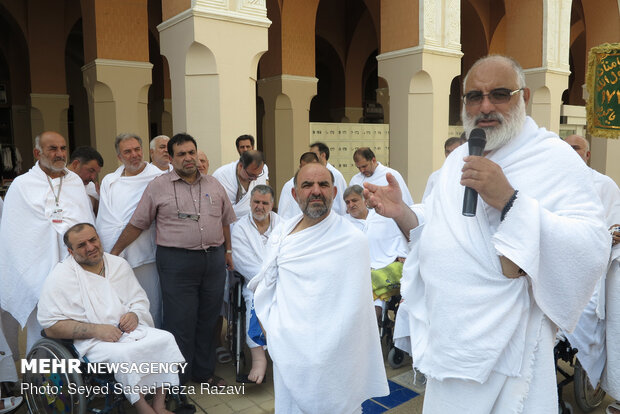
177, 212, 200, 221
244, 167, 264, 180
463, 88, 524, 106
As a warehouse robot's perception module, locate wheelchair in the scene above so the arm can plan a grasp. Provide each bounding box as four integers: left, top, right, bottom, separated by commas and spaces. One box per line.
225, 271, 248, 383
23, 337, 123, 414
23, 337, 190, 414
555, 338, 606, 414
379, 294, 406, 369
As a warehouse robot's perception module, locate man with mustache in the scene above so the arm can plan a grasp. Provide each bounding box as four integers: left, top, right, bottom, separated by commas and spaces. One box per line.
349, 146, 414, 205
97, 133, 167, 328
38, 223, 184, 414
248, 163, 389, 413
213, 149, 267, 219
149, 135, 172, 172
365, 55, 610, 412
0, 131, 94, 351
111, 133, 236, 386
67, 146, 104, 214
277, 151, 320, 219
231, 184, 280, 384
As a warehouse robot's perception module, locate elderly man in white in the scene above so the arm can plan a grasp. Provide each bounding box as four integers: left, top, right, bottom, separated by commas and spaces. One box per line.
343, 184, 408, 321
231, 184, 280, 384
149, 135, 172, 172
365, 55, 610, 413
38, 223, 184, 414
96, 133, 166, 327
0, 131, 94, 351
564, 134, 620, 414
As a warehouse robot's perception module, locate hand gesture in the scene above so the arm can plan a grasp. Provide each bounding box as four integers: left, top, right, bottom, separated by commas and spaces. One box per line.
119, 312, 139, 333
363, 173, 408, 219
461, 156, 514, 211
610, 224, 620, 246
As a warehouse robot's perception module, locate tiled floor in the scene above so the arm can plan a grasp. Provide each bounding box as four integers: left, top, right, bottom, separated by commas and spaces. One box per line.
9, 328, 616, 413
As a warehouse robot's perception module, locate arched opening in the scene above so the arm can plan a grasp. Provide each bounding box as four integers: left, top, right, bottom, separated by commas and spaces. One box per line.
0, 4, 32, 171
65, 18, 90, 150
310, 36, 344, 122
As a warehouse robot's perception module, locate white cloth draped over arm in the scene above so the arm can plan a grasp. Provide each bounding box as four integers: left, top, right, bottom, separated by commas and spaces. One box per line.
96, 163, 163, 267
213, 160, 268, 219
0, 164, 95, 326
248, 212, 389, 412
394, 117, 610, 383
231, 212, 281, 281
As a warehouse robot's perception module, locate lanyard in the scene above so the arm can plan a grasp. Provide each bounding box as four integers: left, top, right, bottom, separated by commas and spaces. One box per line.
46, 175, 64, 207
173, 178, 202, 219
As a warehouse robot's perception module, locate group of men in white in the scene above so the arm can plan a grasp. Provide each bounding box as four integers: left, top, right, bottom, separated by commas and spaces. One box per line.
0, 53, 619, 414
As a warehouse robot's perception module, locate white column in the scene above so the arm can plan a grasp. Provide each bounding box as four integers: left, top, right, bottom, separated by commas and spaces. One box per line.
258, 75, 317, 200
82, 59, 153, 175
158, 0, 270, 169
29, 94, 69, 139
377, 0, 462, 202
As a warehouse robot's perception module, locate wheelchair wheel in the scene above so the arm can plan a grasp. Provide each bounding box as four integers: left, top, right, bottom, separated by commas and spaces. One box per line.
23, 338, 87, 414
573, 359, 605, 412
387, 347, 405, 369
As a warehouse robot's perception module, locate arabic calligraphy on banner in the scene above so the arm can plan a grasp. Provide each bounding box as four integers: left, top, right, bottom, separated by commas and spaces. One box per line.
587, 43, 620, 139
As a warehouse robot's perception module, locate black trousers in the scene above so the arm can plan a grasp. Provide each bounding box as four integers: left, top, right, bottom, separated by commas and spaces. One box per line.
156, 244, 226, 384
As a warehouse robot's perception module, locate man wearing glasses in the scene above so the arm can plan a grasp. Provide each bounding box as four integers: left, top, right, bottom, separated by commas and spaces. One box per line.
111, 133, 236, 386
365, 55, 610, 412
213, 150, 267, 219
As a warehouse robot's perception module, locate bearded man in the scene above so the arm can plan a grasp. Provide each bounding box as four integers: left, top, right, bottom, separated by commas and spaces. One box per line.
248, 163, 388, 413
0, 131, 95, 351
365, 55, 610, 412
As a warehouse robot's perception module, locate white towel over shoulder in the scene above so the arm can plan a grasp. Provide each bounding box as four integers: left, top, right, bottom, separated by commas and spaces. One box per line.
395, 117, 610, 384
0, 164, 94, 326
96, 163, 163, 267
248, 212, 389, 413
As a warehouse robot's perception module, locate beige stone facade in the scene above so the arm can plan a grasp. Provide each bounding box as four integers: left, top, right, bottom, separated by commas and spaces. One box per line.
0, 0, 618, 198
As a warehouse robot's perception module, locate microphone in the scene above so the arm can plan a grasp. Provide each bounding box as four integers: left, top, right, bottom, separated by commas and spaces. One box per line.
462, 128, 487, 217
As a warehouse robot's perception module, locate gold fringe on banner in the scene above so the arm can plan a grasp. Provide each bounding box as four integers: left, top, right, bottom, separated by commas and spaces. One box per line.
586, 43, 620, 139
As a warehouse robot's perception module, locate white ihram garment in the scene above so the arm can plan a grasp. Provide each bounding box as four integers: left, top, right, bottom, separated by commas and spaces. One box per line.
394, 117, 610, 412
232, 211, 280, 347
350, 162, 414, 205
96, 163, 164, 326
277, 178, 297, 220
565, 168, 620, 387
213, 160, 268, 219
248, 212, 389, 413
38, 254, 184, 404
0, 163, 95, 327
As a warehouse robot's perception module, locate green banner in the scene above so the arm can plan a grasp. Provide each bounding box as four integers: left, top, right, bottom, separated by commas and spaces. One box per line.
587, 43, 620, 139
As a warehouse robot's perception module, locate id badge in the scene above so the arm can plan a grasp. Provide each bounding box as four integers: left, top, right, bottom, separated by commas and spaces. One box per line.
51, 208, 64, 223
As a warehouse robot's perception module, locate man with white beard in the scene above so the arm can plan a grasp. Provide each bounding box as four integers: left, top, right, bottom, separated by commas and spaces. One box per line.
365, 55, 610, 412
97, 134, 165, 327
231, 185, 280, 384
0, 131, 95, 351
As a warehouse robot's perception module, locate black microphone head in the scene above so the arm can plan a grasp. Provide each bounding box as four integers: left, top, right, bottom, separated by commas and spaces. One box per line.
468, 128, 486, 156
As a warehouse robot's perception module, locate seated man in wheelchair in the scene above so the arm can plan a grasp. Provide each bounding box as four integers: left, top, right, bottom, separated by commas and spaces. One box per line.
343, 185, 408, 322
231, 185, 280, 384
37, 223, 185, 414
